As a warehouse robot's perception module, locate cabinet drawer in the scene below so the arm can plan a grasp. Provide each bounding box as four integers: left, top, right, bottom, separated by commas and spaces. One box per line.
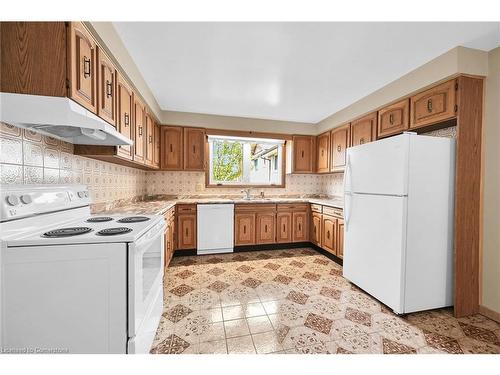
310, 204, 323, 213
277, 203, 309, 211
235, 203, 276, 212
410, 80, 456, 129
323, 206, 343, 218
176, 204, 197, 213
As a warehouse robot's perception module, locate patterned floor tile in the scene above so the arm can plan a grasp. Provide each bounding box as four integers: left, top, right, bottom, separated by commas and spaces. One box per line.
206, 267, 226, 276
163, 304, 193, 323
304, 312, 334, 335
345, 307, 372, 327
241, 277, 263, 289
273, 274, 293, 285
302, 271, 321, 281
286, 290, 309, 305
197, 339, 228, 354
207, 280, 230, 293
150, 334, 191, 354
224, 318, 251, 338
226, 335, 256, 354
252, 331, 284, 353
247, 315, 274, 334
169, 284, 195, 297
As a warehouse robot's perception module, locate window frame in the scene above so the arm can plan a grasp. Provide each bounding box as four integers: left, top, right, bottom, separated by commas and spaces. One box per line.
205, 135, 287, 188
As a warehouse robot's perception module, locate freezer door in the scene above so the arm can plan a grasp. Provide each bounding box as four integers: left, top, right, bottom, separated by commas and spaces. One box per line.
343, 193, 407, 313
345, 134, 410, 196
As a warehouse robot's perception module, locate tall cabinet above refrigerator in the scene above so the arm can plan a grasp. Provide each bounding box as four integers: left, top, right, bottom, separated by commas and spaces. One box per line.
343, 132, 455, 314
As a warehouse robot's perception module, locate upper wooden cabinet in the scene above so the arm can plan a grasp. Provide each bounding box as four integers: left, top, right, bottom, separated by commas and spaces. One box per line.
291, 135, 316, 173
116, 75, 134, 160
96, 47, 117, 126
154, 123, 160, 167
68, 22, 97, 113
184, 127, 206, 171
410, 79, 457, 129
351, 113, 376, 147
161, 126, 184, 170
377, 99, 409, 138
145, 113, 155, 166
133, 98, 146, 164
330, 124, 350, 172
316, 132, 330, 173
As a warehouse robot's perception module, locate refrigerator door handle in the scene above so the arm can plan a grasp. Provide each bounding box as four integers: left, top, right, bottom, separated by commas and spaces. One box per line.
343, 154, 352, 193
344, 192, 352, 232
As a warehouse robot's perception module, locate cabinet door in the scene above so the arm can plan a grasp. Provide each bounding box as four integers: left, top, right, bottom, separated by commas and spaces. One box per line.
351, 113, 376, 147
116, 75, 133, 160
145, 113, 154, 165
316, 132, 330, 173
235, 213, 256, 245
331, 124, 350, 171
322, 215, 337, 255
311, 212, 322, 246
177, 214, 197, 250
184, 127, 205, 170
276, 212, 292, 243
154, 123, 160, 167
336, 218, 344, 259
96, 47, 116, 126
292, 136, 315, 173
133, 98, 146, 163
161, 126, 183, 170
377, 99, 409, 138
410, 80, 456, 129
292, 211, 308, 242
256, 212, 276, 244
68, 22, 97, 113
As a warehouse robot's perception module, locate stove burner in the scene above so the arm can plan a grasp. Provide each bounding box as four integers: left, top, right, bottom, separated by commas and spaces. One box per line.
96, 227, 133, 236
43, 227, 93, 238
117, 216, 150, 223
86, 217, 114, 223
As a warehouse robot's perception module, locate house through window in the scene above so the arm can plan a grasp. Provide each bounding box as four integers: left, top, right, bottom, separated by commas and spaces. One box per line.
208, 135, 284, 186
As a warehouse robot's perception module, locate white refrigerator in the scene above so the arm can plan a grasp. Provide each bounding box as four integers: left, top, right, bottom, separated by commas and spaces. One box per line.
342, 132, 455, 314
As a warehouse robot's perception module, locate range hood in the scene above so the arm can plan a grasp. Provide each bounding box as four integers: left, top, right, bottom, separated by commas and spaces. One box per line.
0, 93, 133, 146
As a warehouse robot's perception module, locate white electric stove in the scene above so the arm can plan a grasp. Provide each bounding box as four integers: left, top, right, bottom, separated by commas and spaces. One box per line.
0, 185, 165, 354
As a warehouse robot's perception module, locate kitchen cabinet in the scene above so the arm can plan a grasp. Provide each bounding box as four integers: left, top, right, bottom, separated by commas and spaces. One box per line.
133, 97, 146, 163
316, 132, 330, 173
145, 113, 155, 166
161, 126, 183, 170
311, 212, 322, 246
256, 211, 276, 244
351, 112, 376, 147
337, 218, 344, 259
330, 124, 350, 172
410, 79, 457, 129
164, 207, 175, 268
184, 127, 206, 171
377, 99, 409, 138
276, 212, 292, 243
290, 136, 316, 173
176, 204, 197, 250
96, 47, 117, 126
234, 212, 256, 245
292, 211, 309, 242
321, 215, 336, 255
116, 75, 134, 160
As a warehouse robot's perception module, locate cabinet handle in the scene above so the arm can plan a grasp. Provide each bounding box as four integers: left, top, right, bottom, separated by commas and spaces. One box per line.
170, 144, 173, 153
139, 126, 143, 136
106, 80, 113, 98
149, 135, 153, 144
243, 225, 246, 234
359, 137, 365, 144
283, 224, 286, 232
337, 145, 341, 152
83, 56, 91, 78
298, 223, 301, 231
185, 228, 188, 237
389, 114, 394, 124
193, 145, 196, 154
321, 150, 324, 156
265, 224, 268, 232
427, 99, 433, 112
301, 150, 304, 158
124, 113, 129, 126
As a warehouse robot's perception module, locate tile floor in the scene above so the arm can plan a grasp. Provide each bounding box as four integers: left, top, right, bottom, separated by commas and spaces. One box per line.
151, 248, 500, 354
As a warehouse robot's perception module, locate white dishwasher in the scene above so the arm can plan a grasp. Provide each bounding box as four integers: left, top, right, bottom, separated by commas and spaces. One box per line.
197, 204, 234, 255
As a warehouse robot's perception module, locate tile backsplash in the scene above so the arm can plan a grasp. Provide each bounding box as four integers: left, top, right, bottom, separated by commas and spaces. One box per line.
0, 123, 456, 204
0, 123, 147, 203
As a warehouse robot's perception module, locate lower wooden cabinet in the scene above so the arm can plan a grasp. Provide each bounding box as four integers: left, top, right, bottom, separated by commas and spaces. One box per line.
256, 212, 276, 244
321, 215, 337, 255
176, 205, 197, 250
276, 212, 292, 243
292, 211, 309, 242
164, 207, 175, 268
234, 212, 256, 245
311, 212, 322, 246
337, 218, 344, 259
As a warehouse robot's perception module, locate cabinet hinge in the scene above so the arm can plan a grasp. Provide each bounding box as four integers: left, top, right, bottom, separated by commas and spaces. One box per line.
65, 79, 70, 90
455, 82, 459, 90
454, 104, 458, 113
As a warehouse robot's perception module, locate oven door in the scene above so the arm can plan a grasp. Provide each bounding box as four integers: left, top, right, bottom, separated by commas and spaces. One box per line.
128, 218, 165, 339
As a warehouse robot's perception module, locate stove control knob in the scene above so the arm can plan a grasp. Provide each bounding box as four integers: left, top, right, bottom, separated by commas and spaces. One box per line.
6, 195, 20, 206
77, 191, 86, 198
20, 195, 32, 204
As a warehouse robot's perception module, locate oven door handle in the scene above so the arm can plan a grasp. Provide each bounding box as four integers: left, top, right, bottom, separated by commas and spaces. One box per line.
133, 219, 165, 255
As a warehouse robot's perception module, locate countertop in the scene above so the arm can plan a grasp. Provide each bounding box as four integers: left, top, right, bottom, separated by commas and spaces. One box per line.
92, 196, 344, 216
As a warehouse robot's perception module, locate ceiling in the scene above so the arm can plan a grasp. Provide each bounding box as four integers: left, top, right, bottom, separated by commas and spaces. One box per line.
113, 22, 500, 124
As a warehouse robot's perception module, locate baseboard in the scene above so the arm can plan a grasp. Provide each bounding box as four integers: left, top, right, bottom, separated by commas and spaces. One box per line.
479, 304, 500, 323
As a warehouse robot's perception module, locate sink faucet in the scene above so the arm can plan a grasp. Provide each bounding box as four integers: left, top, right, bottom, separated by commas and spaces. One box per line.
241, 188, 251, 199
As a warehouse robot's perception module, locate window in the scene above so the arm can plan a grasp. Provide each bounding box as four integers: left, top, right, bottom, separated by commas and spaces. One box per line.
208, 135, 285, 186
